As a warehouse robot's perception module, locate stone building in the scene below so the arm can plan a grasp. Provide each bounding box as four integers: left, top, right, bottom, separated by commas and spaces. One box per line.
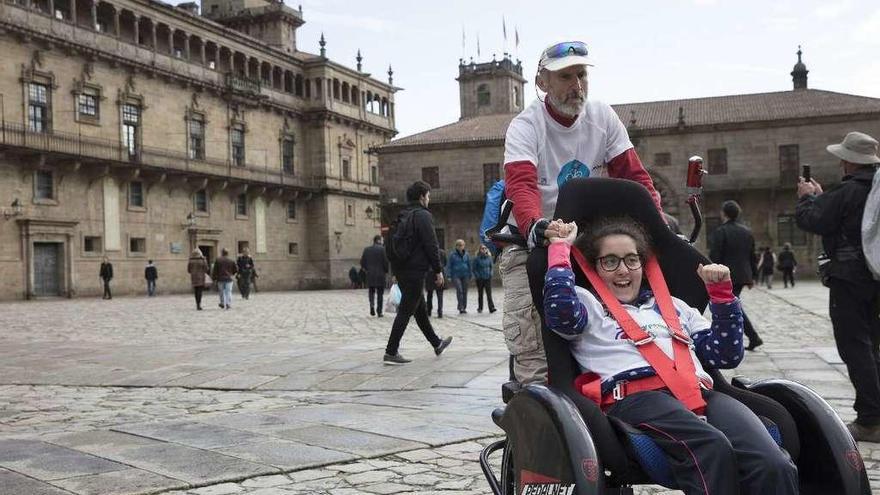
0, 0, 397, 300
378, 50, 880, 269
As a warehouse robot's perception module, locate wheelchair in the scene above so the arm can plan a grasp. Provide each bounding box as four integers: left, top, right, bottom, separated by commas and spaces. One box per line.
480, 178, 870, 494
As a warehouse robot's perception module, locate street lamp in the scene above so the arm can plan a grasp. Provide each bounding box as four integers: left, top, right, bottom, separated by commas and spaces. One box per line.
184, 212, 196, 229
2, 198, 22, 220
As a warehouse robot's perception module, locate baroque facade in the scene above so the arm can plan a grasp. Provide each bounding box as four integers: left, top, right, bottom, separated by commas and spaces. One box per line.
0, 0, 397, 299
378, 51, 880, 269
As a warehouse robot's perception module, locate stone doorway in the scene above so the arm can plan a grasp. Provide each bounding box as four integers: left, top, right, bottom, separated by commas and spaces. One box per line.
32, 242, 63, 297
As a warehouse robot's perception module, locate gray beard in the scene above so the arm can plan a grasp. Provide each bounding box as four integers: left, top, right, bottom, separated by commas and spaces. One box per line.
548, 94, 585, 117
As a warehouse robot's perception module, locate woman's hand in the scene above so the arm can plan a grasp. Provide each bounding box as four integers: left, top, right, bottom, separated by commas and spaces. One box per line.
547, 220, 578, 244
697, 263, 730, 284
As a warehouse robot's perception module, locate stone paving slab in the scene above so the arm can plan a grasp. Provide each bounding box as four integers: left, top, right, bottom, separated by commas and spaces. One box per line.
272, 424, 427, 456
0, 468, 73, 495
0, 439, 128, 481
111, 421, 267, 450
51, 469, 187, 495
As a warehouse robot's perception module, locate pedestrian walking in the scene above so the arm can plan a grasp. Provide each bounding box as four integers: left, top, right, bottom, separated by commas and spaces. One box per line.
501, 40, 664, 384
447, 239, 472, 314
99, 256, 113, 299
361, 235, 389, 317
187, 248, 209, 310
709, 200, 764, 350
211, 248, 238, 309
144, 260, 158, 296
383, 180, 453, 365
472, 244, 497, 313
796, 131, 880, 442
759, 247, 776, 289
348, 266, 360, 289
777, 243, 798, 288
425, 248, 447, 318
236, 247, 255, 300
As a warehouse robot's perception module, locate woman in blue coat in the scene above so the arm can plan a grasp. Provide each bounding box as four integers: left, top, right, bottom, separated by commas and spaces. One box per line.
447, 239, 472, 314
472, 244, 496, 313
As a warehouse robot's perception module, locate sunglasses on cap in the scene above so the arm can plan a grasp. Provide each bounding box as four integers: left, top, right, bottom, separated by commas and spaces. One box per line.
542, 41, 589, 60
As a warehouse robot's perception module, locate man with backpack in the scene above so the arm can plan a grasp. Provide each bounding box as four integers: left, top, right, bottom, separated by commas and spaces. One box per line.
383, 180, 453, 365
796, 131, 880, 442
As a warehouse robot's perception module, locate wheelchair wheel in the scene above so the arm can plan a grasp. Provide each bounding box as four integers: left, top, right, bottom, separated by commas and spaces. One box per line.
500, 439, 515, 494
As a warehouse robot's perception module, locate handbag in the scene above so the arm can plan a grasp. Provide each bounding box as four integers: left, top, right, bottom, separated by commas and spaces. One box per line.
204, 273, 213, 286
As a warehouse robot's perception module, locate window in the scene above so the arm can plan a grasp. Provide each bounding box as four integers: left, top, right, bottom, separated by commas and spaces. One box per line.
129, 237, 146, 253
194, 189, 208, 213
35, 170, 54, 200
483, 162, 500, 191
237, 240, 249, 253
477, 84, 490, 107
77, 90, 99, 119
122, 103, 140, 161
288, 242, 299, 255
282, 137, 294, 174
236, 193, 247, 216
371, 165, 378, 185
129, 181, 144, 208
779, 144, 799, 183
777, 214, 807, 246
342, 158, 351, 179
28, 82, 50, 133
231, 125, 245, 166
84, 236, 102, 253
422, 166, 439, 188
189, 115, 205, 160
654, 152, 671, 167
707, 148, 727, 175
286, 200, 297, 220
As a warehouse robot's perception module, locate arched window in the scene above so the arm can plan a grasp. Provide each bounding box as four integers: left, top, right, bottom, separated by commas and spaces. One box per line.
477, 84, 490, 107
513, 86, 520, 107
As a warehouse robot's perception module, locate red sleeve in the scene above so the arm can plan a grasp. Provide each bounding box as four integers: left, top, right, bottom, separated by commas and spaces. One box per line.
504, 161, 542, 231
606, 148, 663, 212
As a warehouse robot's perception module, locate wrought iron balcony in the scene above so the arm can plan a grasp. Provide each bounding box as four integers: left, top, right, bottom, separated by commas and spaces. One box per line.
225, 73, 262, 95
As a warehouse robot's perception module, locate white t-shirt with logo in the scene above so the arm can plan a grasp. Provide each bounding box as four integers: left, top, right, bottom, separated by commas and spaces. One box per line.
566, 285, 715, 386
503, 99, 633, 225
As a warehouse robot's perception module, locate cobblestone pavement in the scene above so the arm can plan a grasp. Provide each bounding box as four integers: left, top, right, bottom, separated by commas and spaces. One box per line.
1, 282, 878, 494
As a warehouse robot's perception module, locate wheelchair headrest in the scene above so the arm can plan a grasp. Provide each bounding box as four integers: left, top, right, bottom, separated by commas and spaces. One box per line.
526, 178, 711, 388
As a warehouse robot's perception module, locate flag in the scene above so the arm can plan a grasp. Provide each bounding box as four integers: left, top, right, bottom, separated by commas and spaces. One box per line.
477, 32, 481, 58
461, 25, 466, 56
515, 27, 519, 49
502, 15, 507, 42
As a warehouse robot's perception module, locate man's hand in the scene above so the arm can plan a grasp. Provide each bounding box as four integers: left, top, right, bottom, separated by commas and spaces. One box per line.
797, 177, 823, 198
435, 272, 445, 288
528, 218, 551, 249
697, 263, 731, 284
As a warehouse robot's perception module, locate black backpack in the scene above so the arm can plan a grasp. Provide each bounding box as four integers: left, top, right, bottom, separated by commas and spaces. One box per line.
386, 207, 417, 262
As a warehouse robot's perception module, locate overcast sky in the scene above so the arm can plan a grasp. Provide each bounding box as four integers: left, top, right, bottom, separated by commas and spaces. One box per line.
214, 0, 880, 138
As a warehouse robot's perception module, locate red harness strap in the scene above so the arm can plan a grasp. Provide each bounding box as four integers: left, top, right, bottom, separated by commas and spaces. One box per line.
570, 247, 707, 413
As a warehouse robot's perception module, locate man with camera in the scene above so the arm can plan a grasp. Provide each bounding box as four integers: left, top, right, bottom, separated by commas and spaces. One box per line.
796, 131, 880, 442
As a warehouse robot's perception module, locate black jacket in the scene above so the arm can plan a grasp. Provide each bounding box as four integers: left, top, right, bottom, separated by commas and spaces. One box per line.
777, 250, 797, 270
392, 204, 442, 275
100, 262, 113, 280
796, 168, 876, 283
709, 220, 757, 286
360, 243, 389, 287
144, 265, 158, 281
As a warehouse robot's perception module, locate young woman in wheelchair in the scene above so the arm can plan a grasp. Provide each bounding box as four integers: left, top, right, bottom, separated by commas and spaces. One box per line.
543, 216, 798, 495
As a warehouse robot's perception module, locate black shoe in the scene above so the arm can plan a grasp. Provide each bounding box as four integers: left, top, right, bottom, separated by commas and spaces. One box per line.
477, 308, 483, 313
225, 305, 231, 310
370, 308, 375, 316
489, 308, 497, 313
848, 422, 880, 442
377, 313, 383, 318
219, 304, 224, 309
746, 337, 764, 351
197, 306, 202, 311
434, 336, 453, 356
437, 312, 443, 318
383, 353, 412, 365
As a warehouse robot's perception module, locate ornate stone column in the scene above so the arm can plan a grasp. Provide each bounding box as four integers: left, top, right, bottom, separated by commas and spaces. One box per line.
200, 42, 206, 66
69, 0, 77, 24
183, 35, 190, 60
90, 0, 97, 30
112, 7, 120, 37
133, 15, 140, 45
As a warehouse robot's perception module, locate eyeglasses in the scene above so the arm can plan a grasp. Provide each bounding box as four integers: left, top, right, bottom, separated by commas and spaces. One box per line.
542, 41, 589, 60
597, 253, 643, 272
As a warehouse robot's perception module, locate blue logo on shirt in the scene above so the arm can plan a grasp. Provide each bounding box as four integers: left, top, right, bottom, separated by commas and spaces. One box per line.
557, 160, 591, 187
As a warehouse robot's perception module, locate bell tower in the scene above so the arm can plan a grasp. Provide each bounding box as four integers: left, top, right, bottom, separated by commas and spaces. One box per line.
456, 55, 527, 119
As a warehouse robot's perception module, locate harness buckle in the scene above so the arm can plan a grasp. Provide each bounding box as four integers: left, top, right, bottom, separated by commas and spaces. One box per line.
668, 329, 694, 347
612, 380, 627, 401
630, 334, 655, 346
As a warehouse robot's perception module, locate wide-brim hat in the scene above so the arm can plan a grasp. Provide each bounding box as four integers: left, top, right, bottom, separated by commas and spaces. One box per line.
826, 131, 880, 164
538, 41, 593, 72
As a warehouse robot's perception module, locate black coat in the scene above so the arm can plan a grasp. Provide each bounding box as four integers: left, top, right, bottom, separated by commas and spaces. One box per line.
100, 262, 113, 281
777, 250, 797, 270
144, 265, 158, 280
709, 220, 757, 286
392, 204, 442, 275
360, 243, 389, 288
796, 168, 876, 283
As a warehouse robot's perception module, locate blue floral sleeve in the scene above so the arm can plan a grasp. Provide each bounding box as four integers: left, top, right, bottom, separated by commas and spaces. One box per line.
688, 300, 744, 369
543, 265, 589, 339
